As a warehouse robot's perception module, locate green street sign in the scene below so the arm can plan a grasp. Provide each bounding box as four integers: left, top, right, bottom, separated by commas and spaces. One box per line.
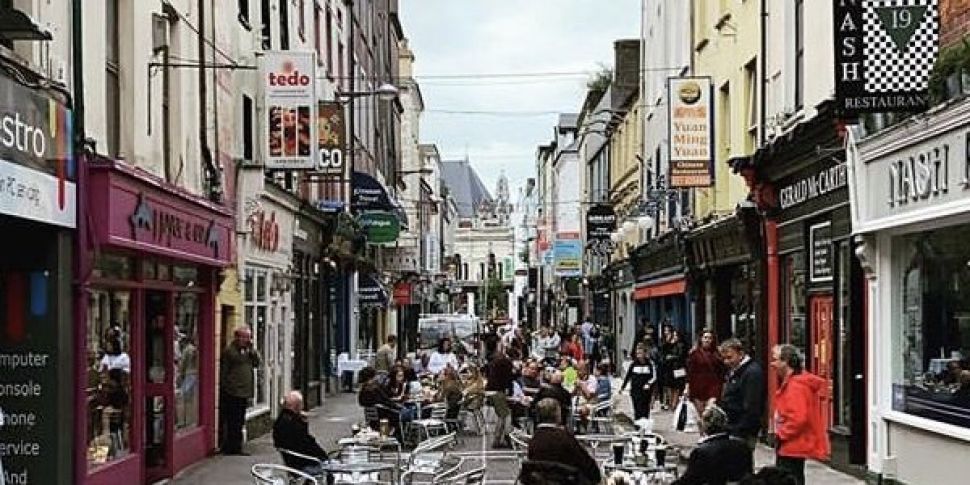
875, 5, 929, 53
358, 211, 400, 243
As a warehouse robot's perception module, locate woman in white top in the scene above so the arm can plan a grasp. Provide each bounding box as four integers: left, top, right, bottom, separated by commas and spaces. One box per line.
427, 337, 459, 375
100, 331, 131, 374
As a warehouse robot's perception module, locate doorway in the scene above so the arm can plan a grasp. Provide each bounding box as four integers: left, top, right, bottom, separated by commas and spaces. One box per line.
810, 294, 834, 429
144, 290, 173, 482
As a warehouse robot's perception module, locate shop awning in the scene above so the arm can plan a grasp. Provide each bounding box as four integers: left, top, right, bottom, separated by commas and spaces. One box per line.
351, 171, 409, 228
358, 273, 388, 308
634, 277, 686, 301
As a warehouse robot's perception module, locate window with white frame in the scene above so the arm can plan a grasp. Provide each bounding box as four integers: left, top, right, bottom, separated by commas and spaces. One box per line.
244, 267, 270, 411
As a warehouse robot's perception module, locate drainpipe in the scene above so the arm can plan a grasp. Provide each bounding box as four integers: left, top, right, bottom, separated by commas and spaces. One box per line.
71, 3, 86, 483
760, 0, 768, 146
197, 0, 220, 200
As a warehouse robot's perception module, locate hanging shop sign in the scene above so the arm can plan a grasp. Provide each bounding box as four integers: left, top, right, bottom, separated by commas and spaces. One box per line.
777, 164, 848, 210
249, 209, 280, 252
809, 221, 834, 283
585, 204, 617, 255
358, 273, 388, 308
393, 282, 412, 306
553, 239, 582, 277
668, 76, 714, 188
317, 101, 345, 176
262, 50, 317, 170
0, 76, 76, 228
833, 0, 939, 116
352, 171, 393, 210
358, 211, 400, 244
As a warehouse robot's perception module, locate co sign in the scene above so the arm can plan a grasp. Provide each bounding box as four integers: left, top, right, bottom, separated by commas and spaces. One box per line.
318, 148, 344, 173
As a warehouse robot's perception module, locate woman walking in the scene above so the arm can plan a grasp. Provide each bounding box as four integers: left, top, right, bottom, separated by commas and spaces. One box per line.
686, 329, 725, 417
662, 330, 688, 409
619, 346, 658, 420
771, 344, 830, 485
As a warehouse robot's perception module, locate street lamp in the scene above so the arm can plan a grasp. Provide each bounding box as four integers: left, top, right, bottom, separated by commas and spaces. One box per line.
336, 82, 399, 102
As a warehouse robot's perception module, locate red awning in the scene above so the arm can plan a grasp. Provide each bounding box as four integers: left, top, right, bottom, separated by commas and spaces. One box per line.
634, 278, 686, 301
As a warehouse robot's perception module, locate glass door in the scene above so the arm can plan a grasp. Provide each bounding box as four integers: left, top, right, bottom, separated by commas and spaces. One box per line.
144, 290, 173, 482
810, 294, 835, 429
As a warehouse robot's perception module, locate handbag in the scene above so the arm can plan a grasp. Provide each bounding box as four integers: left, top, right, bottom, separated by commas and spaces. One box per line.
673, 396, 688, 432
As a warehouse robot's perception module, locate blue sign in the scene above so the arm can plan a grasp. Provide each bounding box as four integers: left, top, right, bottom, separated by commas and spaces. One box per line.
553, 239, 582, 277
316, 200, 345, 213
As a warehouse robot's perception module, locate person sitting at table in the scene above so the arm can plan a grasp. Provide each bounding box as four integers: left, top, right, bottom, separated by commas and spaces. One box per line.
519, 360, 542, 396
532, 370, 572, 427
428, 337, 460, 375
273, 390, 330, 476
527, 398, 601, 485
671, 404, 753, 485
595, 364, 613, 402
358, 367, 412, 441
436, 366, 464, 419
386, 366, 409, 402
561, 357, 578, 392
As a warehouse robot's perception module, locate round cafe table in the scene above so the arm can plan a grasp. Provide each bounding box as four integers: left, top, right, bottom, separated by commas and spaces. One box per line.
575, 434, 633, 458
320, 461, 396, 482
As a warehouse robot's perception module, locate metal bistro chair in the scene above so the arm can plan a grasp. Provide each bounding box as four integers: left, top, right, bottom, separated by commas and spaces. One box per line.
507, 429, 531, 467
412, 403, 450, 441
252, 463, 320, 485
587, 397, 615, 435
439, 467, 486, 485
400, 432, 457, 484
277, 448, 328, 479
460, 392, 486, 436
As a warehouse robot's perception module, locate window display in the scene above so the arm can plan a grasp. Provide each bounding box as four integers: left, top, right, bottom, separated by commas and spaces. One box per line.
893, 227, 970, 428
784, 252, 808, 355
244, 268, 269, 410
86, 289, 132, 468
175, 292, 200, 430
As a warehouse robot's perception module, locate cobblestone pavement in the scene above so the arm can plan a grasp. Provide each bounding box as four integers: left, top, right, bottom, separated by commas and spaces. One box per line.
173, 379, 864, 484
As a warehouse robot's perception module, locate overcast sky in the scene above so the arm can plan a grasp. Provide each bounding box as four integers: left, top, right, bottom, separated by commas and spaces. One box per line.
400, 0, 640, 198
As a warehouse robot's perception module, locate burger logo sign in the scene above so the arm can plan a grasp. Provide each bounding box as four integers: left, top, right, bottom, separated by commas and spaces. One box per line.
678, 81, 702, 105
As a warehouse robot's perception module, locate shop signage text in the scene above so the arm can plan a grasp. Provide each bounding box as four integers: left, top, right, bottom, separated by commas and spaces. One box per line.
553, 239, 582, 277
668, 76, 714, 187
585, 204, 617, 255
778, 164, 848, 210
358, 211, 400, 244
130, 193, 221, 257
317, 102, 346, 176
833, 0, 939, 116
262, 51, 317, 170
250, 210, 280, 252
810, 221, 834, 283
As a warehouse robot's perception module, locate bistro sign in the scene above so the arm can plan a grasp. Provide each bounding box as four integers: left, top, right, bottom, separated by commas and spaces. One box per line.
778, 164, 848, 210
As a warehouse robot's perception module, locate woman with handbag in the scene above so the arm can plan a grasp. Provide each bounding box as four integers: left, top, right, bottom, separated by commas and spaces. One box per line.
686, 329, 726, 417
662, 330, 688, 410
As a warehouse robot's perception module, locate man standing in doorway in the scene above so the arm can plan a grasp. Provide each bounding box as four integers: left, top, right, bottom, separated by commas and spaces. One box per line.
715, 338, 765, 451
219, 325, 262, 455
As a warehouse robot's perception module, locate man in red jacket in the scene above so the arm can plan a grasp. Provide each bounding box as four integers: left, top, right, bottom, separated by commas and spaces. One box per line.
770, 344, 830, 485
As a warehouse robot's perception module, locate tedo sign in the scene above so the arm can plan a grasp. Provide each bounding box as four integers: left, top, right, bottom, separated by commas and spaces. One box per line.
249, 210, 280, 252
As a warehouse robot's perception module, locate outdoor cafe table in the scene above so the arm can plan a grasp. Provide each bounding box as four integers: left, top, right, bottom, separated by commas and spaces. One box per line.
602, 460, 679, 483
320, 461, 397, 482
338, 436, 402, 480
575, 434, 633, 457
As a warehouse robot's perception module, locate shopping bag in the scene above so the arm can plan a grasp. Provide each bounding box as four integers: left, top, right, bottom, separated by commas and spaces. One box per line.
683, 399, 700, 433
673, 397, 688, 432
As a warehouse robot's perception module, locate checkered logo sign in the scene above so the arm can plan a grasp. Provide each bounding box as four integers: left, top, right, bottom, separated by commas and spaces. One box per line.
863, 0, 939, 92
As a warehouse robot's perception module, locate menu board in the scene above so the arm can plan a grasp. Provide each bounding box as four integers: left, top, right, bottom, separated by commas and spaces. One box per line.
810, 221, 834, 283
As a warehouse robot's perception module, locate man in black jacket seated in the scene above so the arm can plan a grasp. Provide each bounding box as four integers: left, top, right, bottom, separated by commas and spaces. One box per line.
530, 370, 572, 427
527, 398, 601, 485
357, 366, 408, 441
273, 391, 329, 475
672, 404, 753, 485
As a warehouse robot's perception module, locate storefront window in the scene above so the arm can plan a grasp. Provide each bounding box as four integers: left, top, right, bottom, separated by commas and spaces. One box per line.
175, 292, 199, 430
784, 252, 808, 354
86, 288, 132, 468
244, 268, 269, 410
836, 241, 853, 428
893, 228, 970, 428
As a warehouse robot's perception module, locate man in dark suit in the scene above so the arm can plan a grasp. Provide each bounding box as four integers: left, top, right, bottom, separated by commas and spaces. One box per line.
527, 398, 600, 485
672, 405, 753, 485
273, 391, 329, 475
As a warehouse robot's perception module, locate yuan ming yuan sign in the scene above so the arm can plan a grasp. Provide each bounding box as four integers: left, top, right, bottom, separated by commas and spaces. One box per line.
668, 77, 714, 188
834, 0, 939, 116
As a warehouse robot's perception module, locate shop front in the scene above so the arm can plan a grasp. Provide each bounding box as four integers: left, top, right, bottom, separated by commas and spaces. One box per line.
685, 211, 764, 356
237, 180, 296, 438
0, 72, 75, 485
632, 232, 691, 337
293, 207, 326, 408
738, 102, 867, 471
78, 158, 233, 484
851, 97, 970, 485
606, 259, 635, 361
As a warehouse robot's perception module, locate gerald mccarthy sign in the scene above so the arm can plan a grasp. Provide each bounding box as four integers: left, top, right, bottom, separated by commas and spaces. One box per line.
778, 164, 848, 210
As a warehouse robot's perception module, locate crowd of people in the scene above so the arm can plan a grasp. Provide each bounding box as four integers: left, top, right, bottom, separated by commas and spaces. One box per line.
212, 317, 835, 484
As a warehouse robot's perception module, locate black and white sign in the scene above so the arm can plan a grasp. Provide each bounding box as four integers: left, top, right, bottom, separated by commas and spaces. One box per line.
810, 221, 833, 283
778, 164, 848, 210
585, 204, 616, 256
834, 0, 939, 116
